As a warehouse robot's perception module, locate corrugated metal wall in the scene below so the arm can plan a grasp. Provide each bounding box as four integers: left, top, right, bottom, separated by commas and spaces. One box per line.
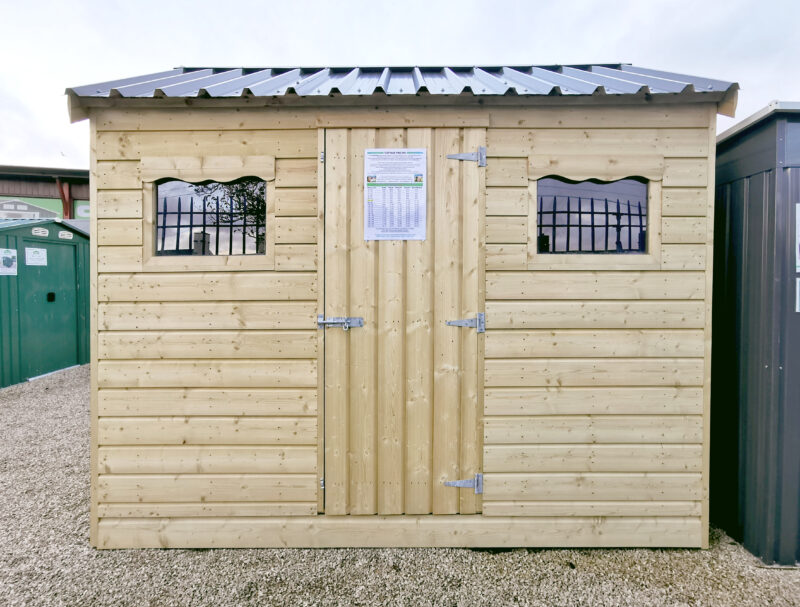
0, 222, 90, 388
713, 114, 800, 565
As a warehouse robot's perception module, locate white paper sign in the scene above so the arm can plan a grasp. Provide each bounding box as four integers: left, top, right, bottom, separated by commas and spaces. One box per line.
25, 247, 47, 266
364, 148, 426, 240
0, 248, 17, 276
796, 203, 800, 272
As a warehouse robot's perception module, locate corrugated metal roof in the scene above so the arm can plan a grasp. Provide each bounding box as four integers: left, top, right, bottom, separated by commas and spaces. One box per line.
0, 218, 89, 237
67, 64, 736, 99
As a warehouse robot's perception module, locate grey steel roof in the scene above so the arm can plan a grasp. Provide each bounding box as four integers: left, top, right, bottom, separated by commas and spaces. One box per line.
68, 64, 736, 99
717, 100, 800, 144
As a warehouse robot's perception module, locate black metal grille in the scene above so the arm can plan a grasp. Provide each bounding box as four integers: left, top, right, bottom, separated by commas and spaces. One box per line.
155, 178, 266, 256
536, 177, 648, 254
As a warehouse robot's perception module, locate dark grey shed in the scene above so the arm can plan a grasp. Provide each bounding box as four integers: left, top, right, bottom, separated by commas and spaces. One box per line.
713, 101, 800, 565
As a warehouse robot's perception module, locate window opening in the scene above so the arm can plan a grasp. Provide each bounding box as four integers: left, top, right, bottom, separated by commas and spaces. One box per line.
536, 177, 648, 254
155, 177, 266, 256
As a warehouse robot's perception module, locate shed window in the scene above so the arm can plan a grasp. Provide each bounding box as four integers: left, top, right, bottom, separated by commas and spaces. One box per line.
536, 177, 648, 254
155, 177, 266, 256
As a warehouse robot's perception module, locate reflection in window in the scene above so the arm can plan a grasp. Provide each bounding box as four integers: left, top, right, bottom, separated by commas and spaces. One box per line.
536, 177, 648, 254
155, 177, 266, 256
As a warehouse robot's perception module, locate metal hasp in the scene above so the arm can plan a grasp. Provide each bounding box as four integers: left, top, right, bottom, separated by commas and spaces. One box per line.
447, 146, 487, 167
445, 312, 485, 333
317, 315, 364, 331
443, 473, 484, 494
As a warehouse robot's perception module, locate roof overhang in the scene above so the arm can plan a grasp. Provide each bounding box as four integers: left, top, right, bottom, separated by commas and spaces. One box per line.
67, 64, 739, 123
717, 100, 800, 144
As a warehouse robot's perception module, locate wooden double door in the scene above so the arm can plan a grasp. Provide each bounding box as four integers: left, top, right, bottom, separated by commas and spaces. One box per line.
322, 127, 485, 515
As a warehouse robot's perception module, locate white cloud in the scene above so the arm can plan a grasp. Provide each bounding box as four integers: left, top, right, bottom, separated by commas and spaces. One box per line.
1, 0, 798, 167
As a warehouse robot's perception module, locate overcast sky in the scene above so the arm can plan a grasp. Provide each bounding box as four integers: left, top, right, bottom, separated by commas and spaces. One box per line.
1, 0, 798, 170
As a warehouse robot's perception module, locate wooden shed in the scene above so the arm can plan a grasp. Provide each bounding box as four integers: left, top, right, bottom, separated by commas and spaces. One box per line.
67, 64, 738, 549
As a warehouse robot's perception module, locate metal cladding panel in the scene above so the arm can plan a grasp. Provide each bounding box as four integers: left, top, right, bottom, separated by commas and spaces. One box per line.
713, 110, 800, 565
66, 64, 737, 100
0, 220, 90, 388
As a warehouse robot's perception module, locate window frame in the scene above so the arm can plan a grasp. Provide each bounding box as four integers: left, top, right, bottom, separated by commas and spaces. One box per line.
140, 155, 276, 271
526, 154, 663, 270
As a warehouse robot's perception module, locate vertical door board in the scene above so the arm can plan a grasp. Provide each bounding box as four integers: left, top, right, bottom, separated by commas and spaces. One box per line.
324, 127, 485, 516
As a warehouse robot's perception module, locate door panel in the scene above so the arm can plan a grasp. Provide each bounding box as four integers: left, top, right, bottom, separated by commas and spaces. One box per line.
20, 241, 79, 378
323, 127, 485, 515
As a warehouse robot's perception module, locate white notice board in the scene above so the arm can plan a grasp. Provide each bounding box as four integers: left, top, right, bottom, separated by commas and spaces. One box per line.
364, 149, 426, 240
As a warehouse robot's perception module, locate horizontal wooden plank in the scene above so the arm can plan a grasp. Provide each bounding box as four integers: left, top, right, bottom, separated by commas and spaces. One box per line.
484, 444, 703, 472
484, 387, 703, 416
97, 246, 142, 273
662, 217, 706, 244
97, 474, 317, 503
486, 301, 705, 329
483, 473, 703, 501
98, 446, 317, 474
97, 360, 317, 388
95, 129, 317, 161
97, 502, 317, 517
486, 158, 527, 187
139, 155, 274, 183
275, 216, 317, 244
488, 128, 709, 158
98, 388, 316, 416
486, 244, 527, 270
663, 158, 708, 187
98, 330, 316, 359
485, 329, 705, 358
489, 105, 711, 129
97, 515, 703, 548
529, 154, 664, 181
482, 501, 702, 517
661, 244, 706, 270
486, 216, 528, 244
98, 302, 316, 330
97, 219, 142, 246
275, 244, 317, 271
484, 358, 704, 387
274, 188, 317, 216
96, 160, 140, 189
98, 416, 317, 445
275, 158, 316, 187
486, 187, 528, 215
96, 190, 142, 219
484, 415, 703, 444
94, 107, 492, 132
662, 188, 707, 216
486, 271, 705, 300
97, 272, 316, 302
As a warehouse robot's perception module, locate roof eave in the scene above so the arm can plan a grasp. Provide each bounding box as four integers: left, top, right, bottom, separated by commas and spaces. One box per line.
67, 88, 735, 123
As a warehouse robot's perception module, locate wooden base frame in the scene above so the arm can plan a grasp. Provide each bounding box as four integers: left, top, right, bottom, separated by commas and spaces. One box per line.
97, 515, 702, 549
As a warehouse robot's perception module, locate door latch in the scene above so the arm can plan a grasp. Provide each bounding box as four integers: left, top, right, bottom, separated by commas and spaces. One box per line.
446, 313, 485, 333
317, 315, 364, 331
446, 146, 487, 167
443, 473, 483, 494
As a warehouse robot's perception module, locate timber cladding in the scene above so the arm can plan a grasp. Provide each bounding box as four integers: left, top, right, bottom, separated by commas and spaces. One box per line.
89, 103, 715, 548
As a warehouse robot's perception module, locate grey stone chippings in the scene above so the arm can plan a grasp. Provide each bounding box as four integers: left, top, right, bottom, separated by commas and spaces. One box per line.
1, 365, 798, 606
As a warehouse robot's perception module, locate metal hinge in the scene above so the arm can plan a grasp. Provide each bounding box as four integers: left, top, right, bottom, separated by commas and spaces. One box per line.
443, 473, 483, 494
320, 151, 325, 163
317, 315, 364, 331
446, 312, 485, 333
447, 146, 487, 167
320, 478, 325, 489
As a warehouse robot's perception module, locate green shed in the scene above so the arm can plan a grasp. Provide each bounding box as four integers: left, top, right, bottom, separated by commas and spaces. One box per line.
0, 219, 90, 387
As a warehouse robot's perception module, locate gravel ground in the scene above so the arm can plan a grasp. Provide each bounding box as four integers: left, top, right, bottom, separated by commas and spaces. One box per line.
1, 366, 798, 607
